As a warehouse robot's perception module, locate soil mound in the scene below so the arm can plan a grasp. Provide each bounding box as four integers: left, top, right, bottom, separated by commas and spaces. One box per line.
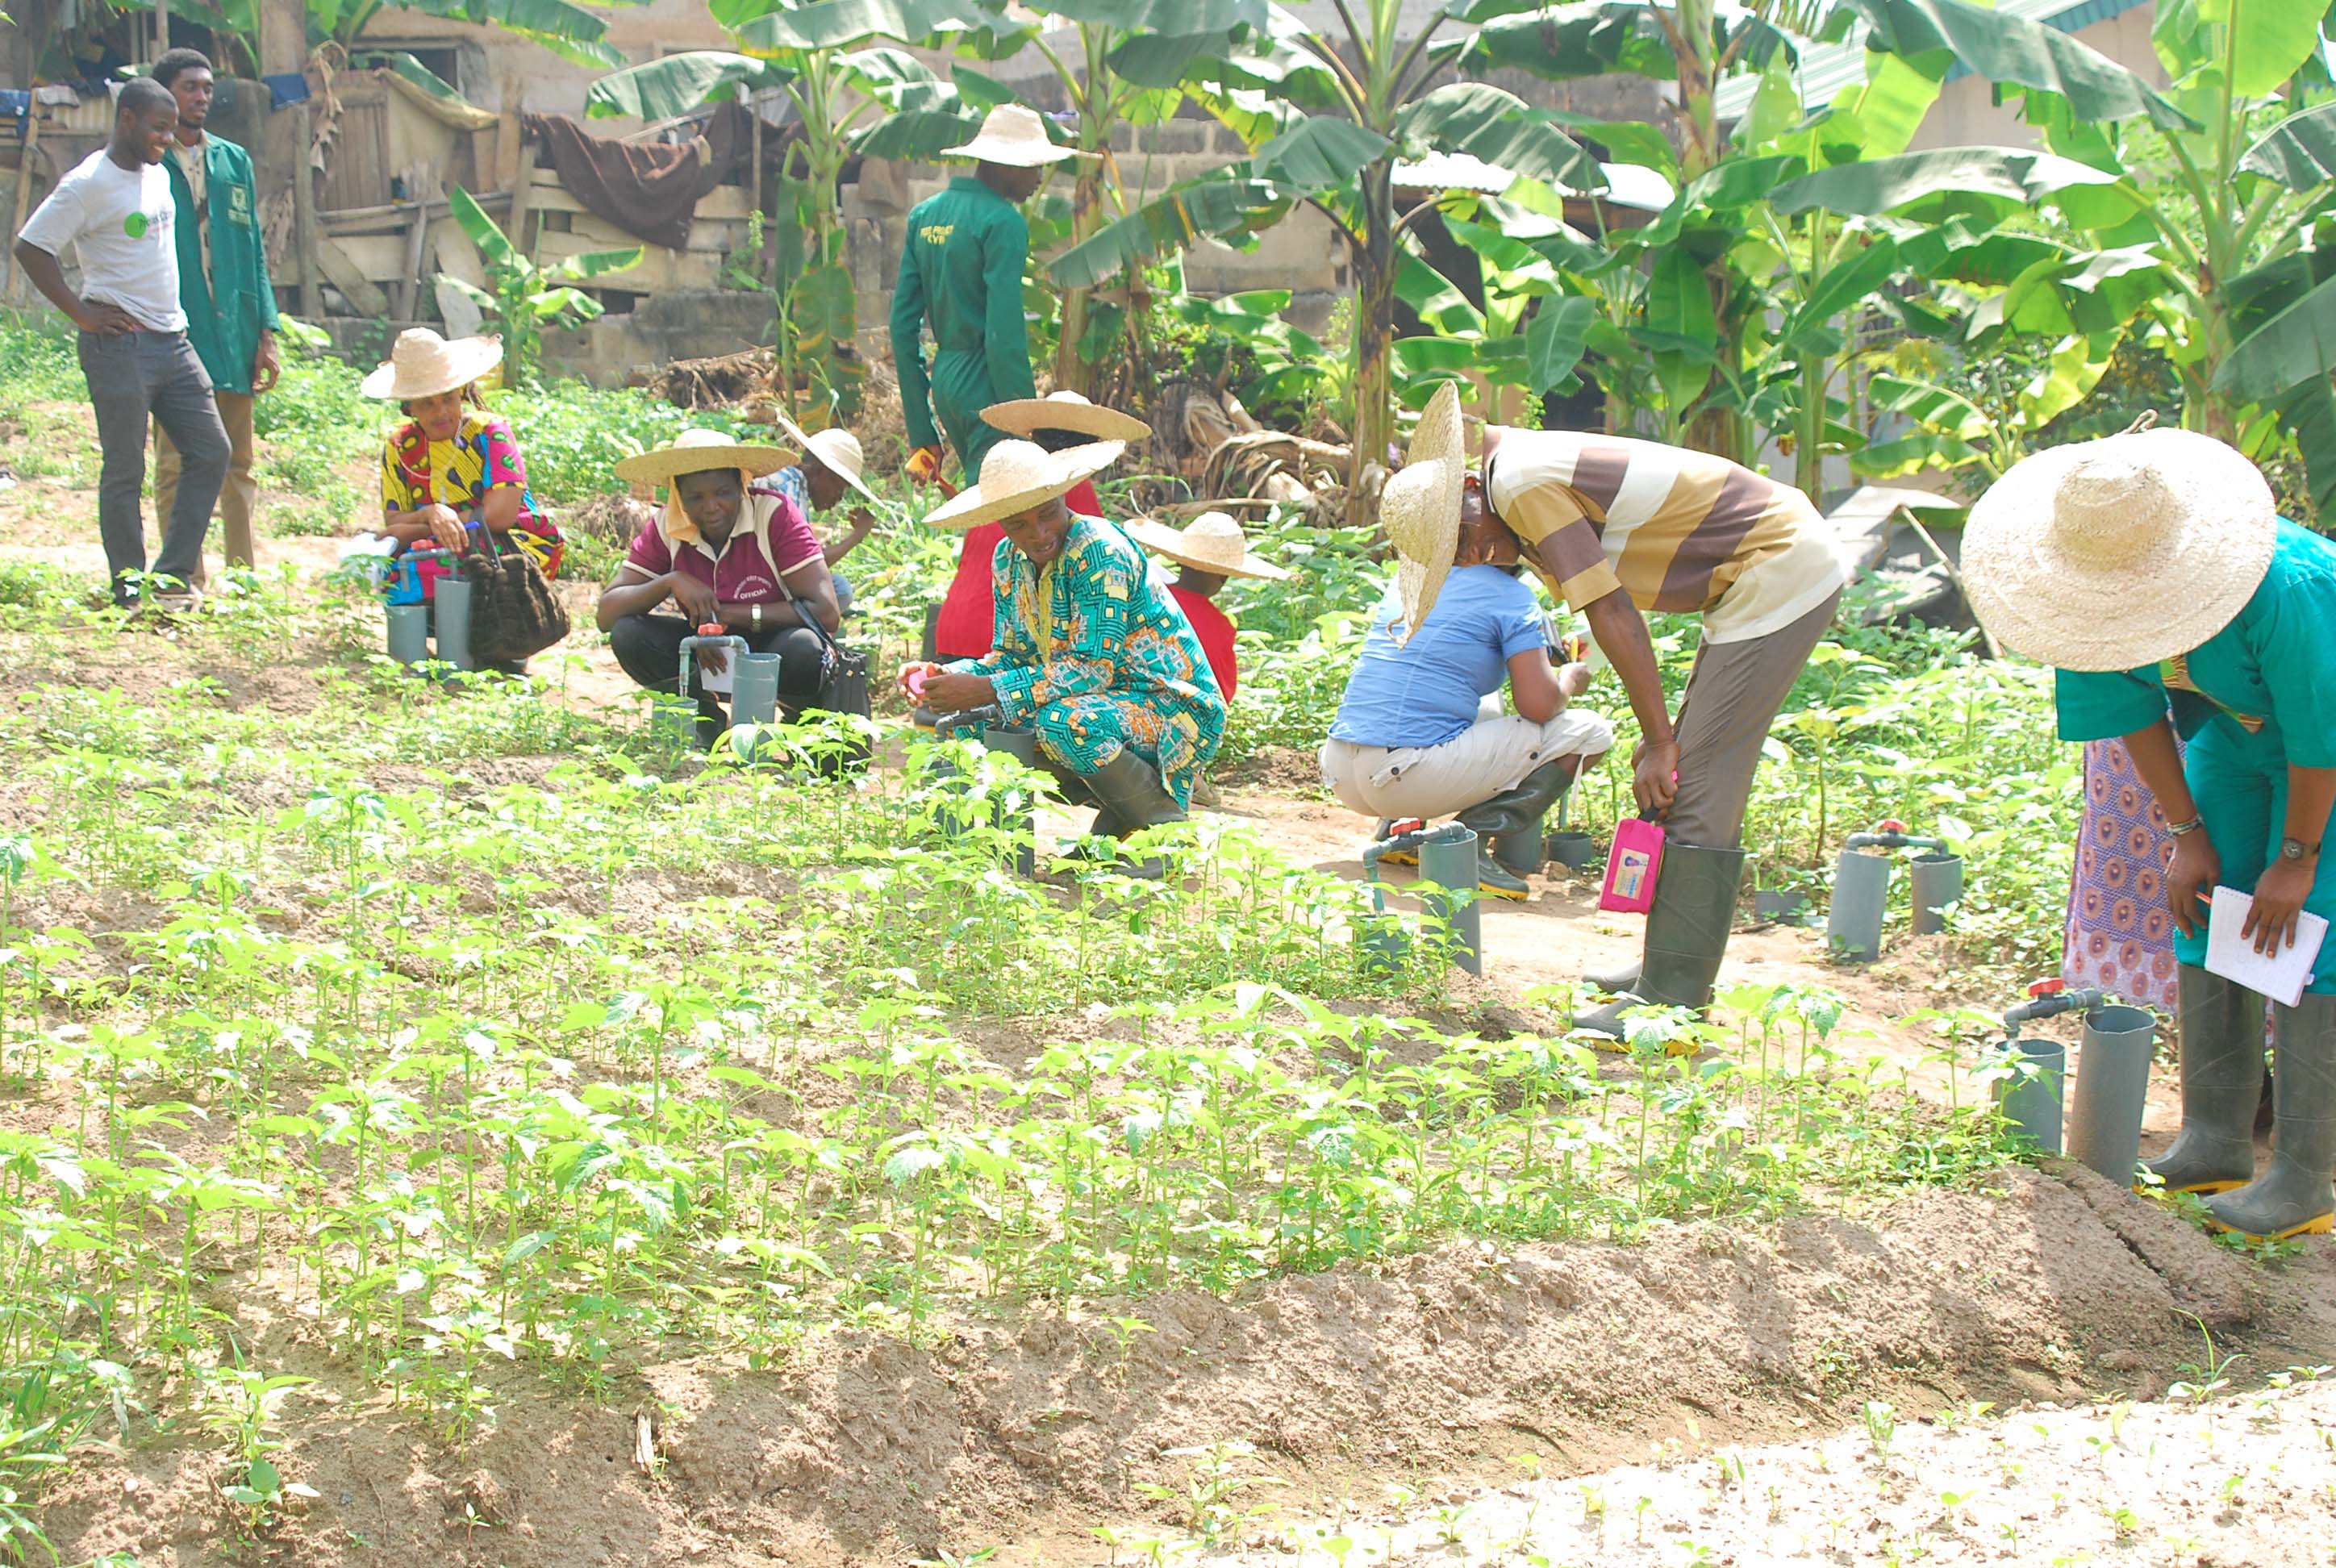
39, 1168, 2334, 1566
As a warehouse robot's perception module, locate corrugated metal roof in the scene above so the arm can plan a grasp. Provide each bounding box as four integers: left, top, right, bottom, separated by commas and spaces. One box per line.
1711, 0, 2150, 123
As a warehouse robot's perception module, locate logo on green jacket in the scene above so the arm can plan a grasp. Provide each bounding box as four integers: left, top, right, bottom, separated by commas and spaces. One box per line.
228, 183, 252, 226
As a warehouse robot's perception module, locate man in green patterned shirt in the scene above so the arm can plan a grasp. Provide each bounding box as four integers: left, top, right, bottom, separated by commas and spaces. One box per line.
890, 106, 1080, 487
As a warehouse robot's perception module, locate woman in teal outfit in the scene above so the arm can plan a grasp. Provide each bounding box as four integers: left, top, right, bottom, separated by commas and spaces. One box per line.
898, 439, 1226, 878
1965, 427, 2336, 1244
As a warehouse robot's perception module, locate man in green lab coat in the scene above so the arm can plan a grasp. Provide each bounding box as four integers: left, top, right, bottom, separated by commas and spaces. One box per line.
152, 48, 282, 577
890, 105, 1081, 487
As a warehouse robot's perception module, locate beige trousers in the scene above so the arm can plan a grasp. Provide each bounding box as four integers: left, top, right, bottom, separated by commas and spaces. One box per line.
153, 389, 257, 573
1320, 707, 1614, 823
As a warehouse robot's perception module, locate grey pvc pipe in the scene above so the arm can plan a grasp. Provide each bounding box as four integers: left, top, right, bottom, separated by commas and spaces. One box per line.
649, 694, 697, 748
2065, 1003, 2156, 1184
1418, 828, 1483, 977
983, 724, 1039, 878
731, 652, 782, 726
1546, 830, 1598, 869
1909, 852, 1963, 936
433, 575, 476, 671
386, 603, 428, 667
1826, 849, 1891, 963
1993, 1036, 2066, 1155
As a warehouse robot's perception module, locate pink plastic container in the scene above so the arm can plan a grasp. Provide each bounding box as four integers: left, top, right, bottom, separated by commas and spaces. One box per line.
1600, 817, 1666, 913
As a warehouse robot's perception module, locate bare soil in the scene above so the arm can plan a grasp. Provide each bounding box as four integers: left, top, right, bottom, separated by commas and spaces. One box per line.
10, 398, 2335, 1566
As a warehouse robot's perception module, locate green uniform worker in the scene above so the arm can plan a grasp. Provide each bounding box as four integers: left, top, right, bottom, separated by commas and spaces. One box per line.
1964, 427, 2336, 1246
890, 105, 1079, 486
152, 48, 281, 576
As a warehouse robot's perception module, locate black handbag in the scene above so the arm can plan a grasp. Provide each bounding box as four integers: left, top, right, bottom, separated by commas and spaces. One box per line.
461, 526, 570, 666
778, 574, 871, 721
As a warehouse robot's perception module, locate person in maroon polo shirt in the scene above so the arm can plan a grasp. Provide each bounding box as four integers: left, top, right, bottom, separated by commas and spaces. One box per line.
599, 429, 843, 747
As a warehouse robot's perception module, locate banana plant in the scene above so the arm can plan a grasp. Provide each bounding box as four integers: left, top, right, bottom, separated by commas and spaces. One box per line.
1046, 2, 1606, 517
829, 2, 1270, 396
443, 187, 641, 388
1855, 0, 2336, 507
589, 2, 991, 419
314, 0, 628, 67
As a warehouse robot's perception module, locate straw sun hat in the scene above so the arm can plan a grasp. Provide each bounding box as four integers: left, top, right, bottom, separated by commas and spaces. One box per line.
613, 427, 790, 487
923, 438, 1125, 532
1127, 511, 1289, 581
774, 414, 878, 503
941, 104, 1083, 167
1963, 426, 2276, 672
982, 390, 1151, 444
1382, 381, 1466, 644
361, 327, 503, 400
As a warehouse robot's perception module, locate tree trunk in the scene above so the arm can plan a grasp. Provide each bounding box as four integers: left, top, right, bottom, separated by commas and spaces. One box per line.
1053, 152, 1110, 396
1349, 165, 1397, 528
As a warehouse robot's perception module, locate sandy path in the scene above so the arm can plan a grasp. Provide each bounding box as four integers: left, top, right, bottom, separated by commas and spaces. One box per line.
1192, 1370, 2336, 1568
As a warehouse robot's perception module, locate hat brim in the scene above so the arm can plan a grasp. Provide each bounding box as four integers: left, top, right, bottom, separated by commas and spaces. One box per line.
1964, 429, 2277, 671
1124, 518, 1290, 581
1387, 459, 1463, 644
614, 443, 792, 486
923, 440, 1125, 531
774, 414, 878, 503
982, 397, 1151, 443
938, 135, 1082, 167
361, 337, 504, 400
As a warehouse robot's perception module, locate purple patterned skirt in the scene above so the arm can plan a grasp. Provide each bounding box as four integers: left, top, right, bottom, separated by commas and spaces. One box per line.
2064, 738, 2182, 1008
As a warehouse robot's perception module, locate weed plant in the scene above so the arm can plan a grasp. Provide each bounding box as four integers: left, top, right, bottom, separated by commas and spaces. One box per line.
0, 576, 2029, 1550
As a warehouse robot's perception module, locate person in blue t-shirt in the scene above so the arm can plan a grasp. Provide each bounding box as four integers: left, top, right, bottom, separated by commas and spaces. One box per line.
1322, 469, 1612, 899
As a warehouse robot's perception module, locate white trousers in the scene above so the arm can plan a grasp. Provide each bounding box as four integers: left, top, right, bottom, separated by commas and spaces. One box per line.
1320, 707, 1613, 823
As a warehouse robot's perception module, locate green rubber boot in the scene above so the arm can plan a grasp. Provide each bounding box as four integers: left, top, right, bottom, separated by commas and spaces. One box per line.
1456, 759, 1574, 885
2142, 965, 2264, 1196
1475, 840, 1533, 902
1575, 840, 1747, 1040
1085, 750, 1187, 880
2205, 992, 2336, 1242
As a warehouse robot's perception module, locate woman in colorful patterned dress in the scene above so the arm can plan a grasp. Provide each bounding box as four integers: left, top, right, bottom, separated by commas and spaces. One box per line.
898, 439, 1225, 878
364, 329, 563, 602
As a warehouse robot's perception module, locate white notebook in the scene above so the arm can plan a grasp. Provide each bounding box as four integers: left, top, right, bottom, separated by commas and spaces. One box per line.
2204, 885, 2329, 1007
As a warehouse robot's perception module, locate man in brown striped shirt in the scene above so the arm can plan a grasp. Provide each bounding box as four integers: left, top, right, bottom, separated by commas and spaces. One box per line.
1479, 428, 1846, 1034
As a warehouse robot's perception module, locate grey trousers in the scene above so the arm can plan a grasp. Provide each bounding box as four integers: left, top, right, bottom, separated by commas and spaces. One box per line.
1665, 588, 1843, 849
77, 329, 229, 603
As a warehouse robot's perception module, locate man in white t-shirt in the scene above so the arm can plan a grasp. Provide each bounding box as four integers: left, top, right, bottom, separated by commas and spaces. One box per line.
13, 77, 230, 611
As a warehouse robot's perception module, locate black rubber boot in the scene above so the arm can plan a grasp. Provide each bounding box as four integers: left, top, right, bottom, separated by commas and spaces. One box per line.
2142, 965, 2264, 1196
1586, 956, 1643, 995
1456, 759, 1574, 886
1575, 840, 1747, 1040
2205, 992, 2336, 1242
1475, 841, 1532, 902
1085, 750, 1187, 880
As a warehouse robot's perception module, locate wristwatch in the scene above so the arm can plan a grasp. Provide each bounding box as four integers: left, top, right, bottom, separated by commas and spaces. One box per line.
2280, 836, 2319, 863
752, 602, 763, 631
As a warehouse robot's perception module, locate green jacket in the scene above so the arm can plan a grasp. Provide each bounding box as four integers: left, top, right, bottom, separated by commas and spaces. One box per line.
165, 133, 280, 396
889, 176, 1038, 457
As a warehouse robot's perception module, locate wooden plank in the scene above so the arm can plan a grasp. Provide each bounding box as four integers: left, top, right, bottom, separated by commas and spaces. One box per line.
394, 208, 431, 319
556, 206, 744, 256
330, 232, 410, 282
315, 236, 391, 315
508, 141, 540, 265
431, 218, 487, 338
533, 236, 720, 293
1, 108, 41, 304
